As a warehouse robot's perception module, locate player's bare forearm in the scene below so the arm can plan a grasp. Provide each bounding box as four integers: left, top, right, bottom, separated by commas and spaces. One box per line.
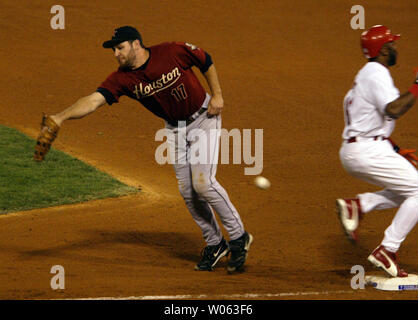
203, 65, 222, 98
385, 92, 415, 119
203, 65, 224, 115
386, 72, 418, 119
51, 92, 106, 126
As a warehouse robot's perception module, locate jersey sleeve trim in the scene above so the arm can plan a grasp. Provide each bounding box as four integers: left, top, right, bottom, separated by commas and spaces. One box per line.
200, 52, 213, 73
96, 87, 118, 105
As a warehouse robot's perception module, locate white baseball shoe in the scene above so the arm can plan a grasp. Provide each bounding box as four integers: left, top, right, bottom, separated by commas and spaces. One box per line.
367, 245, 408, 278
336, 198, 363, 243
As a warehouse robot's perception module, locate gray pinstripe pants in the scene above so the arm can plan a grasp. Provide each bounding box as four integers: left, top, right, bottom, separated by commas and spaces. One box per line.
165, 102, 245, 246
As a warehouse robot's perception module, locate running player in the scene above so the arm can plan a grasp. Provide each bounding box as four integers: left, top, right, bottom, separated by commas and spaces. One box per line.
336, 25, 418, 277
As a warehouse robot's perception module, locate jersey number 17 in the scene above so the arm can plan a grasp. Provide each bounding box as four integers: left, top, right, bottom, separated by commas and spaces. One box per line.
171, 83, 188, 102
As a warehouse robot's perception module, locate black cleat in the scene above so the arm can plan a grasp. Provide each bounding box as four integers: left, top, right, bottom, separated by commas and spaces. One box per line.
194, 238, 230, 271
227, 232, 253, 273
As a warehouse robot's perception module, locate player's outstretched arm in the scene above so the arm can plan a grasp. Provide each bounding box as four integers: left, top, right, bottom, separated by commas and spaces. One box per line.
203, 64, 224, 116
33, 92, 107, 161
50, 92, 107, 127
385, 74, 418, 119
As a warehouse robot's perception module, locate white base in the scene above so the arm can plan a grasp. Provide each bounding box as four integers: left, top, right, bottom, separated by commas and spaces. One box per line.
366, 274, 418, 291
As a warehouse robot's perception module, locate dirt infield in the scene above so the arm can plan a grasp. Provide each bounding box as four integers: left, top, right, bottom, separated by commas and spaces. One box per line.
0, 0, 417, 300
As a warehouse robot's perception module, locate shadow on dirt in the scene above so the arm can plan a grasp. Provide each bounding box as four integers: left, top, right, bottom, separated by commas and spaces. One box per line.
19, 230, 203, 264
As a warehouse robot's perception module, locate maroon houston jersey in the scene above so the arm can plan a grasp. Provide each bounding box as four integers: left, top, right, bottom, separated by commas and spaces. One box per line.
97, 42, 213, 124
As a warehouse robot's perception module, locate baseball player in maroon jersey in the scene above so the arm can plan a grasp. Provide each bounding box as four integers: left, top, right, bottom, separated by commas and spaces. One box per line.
47, 26, 253, 273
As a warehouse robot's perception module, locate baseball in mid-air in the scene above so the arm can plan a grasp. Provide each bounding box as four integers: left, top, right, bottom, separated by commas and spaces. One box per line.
254, 176, 271, 189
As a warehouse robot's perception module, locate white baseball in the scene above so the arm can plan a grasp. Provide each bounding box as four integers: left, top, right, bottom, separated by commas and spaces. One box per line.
254, 176, 271, 189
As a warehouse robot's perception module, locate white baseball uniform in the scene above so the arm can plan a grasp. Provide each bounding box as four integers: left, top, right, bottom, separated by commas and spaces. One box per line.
339, 62, 418, 252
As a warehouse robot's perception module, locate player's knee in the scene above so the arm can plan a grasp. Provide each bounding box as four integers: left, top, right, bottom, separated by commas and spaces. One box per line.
192, 181, 210, 196
403, 195, 418, 211
408, 181, 418, 198
402, 185, 418, 204
192, 176, 212, 197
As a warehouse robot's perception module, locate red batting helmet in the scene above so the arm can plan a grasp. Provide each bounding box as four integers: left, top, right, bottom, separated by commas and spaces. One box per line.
360, 25, 401, 59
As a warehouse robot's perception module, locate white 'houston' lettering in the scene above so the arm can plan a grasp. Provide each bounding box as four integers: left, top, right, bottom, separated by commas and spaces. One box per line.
136, 67, 181, 98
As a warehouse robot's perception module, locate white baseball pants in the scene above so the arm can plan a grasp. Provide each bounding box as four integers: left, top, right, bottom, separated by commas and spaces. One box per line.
339, 138, 418, 252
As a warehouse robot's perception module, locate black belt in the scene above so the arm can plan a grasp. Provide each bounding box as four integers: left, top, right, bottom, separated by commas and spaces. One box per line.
347, 136, 388, 143
167, 107, 207, 127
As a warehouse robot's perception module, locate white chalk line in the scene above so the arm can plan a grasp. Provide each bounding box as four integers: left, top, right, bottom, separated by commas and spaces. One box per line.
59, 290, 354, 300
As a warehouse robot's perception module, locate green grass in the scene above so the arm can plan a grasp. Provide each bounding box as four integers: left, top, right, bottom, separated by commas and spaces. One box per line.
0, 125, 139, 214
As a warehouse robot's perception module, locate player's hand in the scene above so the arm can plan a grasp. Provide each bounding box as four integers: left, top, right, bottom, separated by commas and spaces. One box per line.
49, 114, 63, 127
399, 148, 418, 167
207, 95, 224, 117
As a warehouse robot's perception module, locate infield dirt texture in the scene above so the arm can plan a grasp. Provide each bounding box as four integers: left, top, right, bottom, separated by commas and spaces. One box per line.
0, 0, 417, 300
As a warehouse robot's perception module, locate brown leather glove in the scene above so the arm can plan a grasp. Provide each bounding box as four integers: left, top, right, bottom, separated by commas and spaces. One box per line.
387, 138, 418, 168
398, 148, 418, 167
34, 113, 60, 162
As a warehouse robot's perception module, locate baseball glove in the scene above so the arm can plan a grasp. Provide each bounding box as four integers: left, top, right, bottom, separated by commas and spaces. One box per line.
399, 148, 418, 168
33, 113, 60, 162
387, 138, 418, 168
